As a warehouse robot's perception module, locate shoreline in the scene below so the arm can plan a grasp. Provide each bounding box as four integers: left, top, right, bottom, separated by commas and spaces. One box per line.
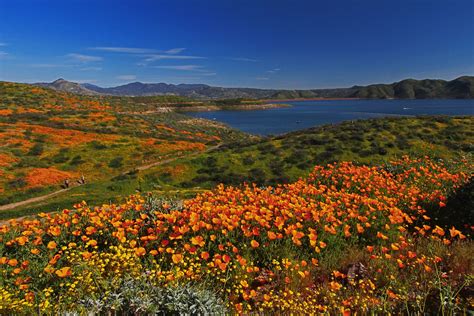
263, 97, 361, 103
175, 103, 290, 112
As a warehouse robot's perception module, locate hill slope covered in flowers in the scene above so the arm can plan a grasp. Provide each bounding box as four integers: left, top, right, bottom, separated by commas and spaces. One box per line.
1, 156, 472, 314
0, 82, 248, 214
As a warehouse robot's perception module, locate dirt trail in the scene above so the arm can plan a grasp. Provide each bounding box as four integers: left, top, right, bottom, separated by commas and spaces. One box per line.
0, 145, 221, 213
136, 144, 220, 171
0, 188, 72, 211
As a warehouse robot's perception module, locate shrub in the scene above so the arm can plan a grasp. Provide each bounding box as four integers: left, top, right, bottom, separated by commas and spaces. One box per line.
108, 157, 124, 169
27, 143, 44, 156
70, 155, 85, 166
242, 155, 255, 166
7, 177, 27, 189
88, 141, 107, 150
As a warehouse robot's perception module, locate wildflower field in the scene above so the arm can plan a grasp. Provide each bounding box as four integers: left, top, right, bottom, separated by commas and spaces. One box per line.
1, 156, 472, 314
0, 82, 247, 212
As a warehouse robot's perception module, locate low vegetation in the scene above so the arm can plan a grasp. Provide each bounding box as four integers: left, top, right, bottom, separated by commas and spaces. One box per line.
167, 116, 473, 189
2, 110, 472, 219
0, 156, 472, 313
0, 82, 249, 208
0, 81, 472, 314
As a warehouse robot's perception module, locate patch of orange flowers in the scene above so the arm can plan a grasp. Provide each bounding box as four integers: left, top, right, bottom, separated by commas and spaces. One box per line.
0, 153, 18, 167
0, 156, 471, 313
24, 167, 77, 188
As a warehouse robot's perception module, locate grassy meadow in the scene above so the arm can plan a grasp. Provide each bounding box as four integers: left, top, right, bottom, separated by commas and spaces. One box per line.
0, 83, 472, 314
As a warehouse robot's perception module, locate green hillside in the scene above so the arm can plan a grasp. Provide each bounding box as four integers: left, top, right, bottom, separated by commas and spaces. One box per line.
4, 115, 471, 219
168, 116, 473, 188
353, 76, 474, 99
0, 82, 250, 214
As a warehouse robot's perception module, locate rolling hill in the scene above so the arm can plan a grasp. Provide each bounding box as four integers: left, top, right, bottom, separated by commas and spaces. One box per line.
35, 78, 100, 95
2, 112, 472, 219
0, 82, 248, 214
353, 76, 474, 99
33, 76, 474, 99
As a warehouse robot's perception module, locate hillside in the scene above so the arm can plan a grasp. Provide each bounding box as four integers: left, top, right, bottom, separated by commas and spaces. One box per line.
161, 116, 474, 188
1, 84, 473, 314
1, 156, 472, 313
2, 114, 472, 220
33, 76, 474, 99
353, 76, 474, 99
35, 78, 99, 96
0, 82, 249, 213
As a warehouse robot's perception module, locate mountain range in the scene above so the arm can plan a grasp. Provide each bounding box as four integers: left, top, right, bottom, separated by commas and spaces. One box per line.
34, 76, 474, 100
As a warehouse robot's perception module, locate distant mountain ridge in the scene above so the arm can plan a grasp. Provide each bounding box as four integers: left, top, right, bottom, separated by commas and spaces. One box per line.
34, 76, 474, 99
35, 78, 99, 95
352, 76, 474, 99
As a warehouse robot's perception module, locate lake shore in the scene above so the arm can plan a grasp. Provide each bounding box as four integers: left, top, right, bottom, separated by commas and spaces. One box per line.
263, 97, 361, 103
185, 99, 473, 135
175, 103, 291, 112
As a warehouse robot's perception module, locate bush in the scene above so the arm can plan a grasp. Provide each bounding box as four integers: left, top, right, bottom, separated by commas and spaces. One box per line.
248, 167, 266, 183
242, 155, 255, 166
7, 177, 27, 189
89, 141, 107, 150
108, 157, 124, 169
70, 155, 85, 166
27, 143, 44, 156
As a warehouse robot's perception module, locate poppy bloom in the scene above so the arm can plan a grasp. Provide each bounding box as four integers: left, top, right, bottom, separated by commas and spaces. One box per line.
55, 267, 72, 278
172, 253, 183, 264
47, 241, 57, 250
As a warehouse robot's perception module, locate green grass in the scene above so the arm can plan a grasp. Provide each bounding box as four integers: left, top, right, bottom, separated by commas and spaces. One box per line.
3, 115, 472, 220
170, 116, 473, 188
1, 83, 472, 219
0, 82, 251, 207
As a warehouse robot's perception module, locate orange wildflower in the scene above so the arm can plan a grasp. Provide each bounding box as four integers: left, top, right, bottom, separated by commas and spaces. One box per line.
135, 247, 146, 256
172, 253, 183, 264
55, 267, 72, 278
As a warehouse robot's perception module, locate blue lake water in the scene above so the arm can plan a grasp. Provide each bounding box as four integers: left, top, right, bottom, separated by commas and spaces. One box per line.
185, 99, 474, 135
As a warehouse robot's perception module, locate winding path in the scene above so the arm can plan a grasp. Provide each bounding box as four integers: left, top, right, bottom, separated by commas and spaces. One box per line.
0, 188, 72, 211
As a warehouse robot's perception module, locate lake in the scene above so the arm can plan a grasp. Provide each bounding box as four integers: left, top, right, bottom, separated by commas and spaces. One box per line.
185, 99, 474, 135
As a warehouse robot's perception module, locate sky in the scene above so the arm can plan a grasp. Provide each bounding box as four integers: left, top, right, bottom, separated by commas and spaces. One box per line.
0, 0, 473, 89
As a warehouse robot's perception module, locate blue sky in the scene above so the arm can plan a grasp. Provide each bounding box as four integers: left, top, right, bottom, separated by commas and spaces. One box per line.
0, 0, 473, 89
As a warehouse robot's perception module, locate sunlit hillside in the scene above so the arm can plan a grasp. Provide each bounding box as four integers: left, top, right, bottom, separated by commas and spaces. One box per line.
1, 156, 472, 313
0, 82, 249, 211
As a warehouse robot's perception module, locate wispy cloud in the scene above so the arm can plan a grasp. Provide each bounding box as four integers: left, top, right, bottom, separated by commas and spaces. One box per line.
202, 72, 217, 76
67, 53, 103, 62
266, 68, 281, 74
0, 51, 9, 59
116, 75, 137, 80
30, 63, 70, 68
91, 46, 156, 54
256, 77, 269, 80
153, 65, 205, 71
164, 48, 186, 54
228, 57, 258, 62
144, 54, 205, 62
0, 43, 7, 47
80, 66, 102, 71
90, 46, 186, 55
